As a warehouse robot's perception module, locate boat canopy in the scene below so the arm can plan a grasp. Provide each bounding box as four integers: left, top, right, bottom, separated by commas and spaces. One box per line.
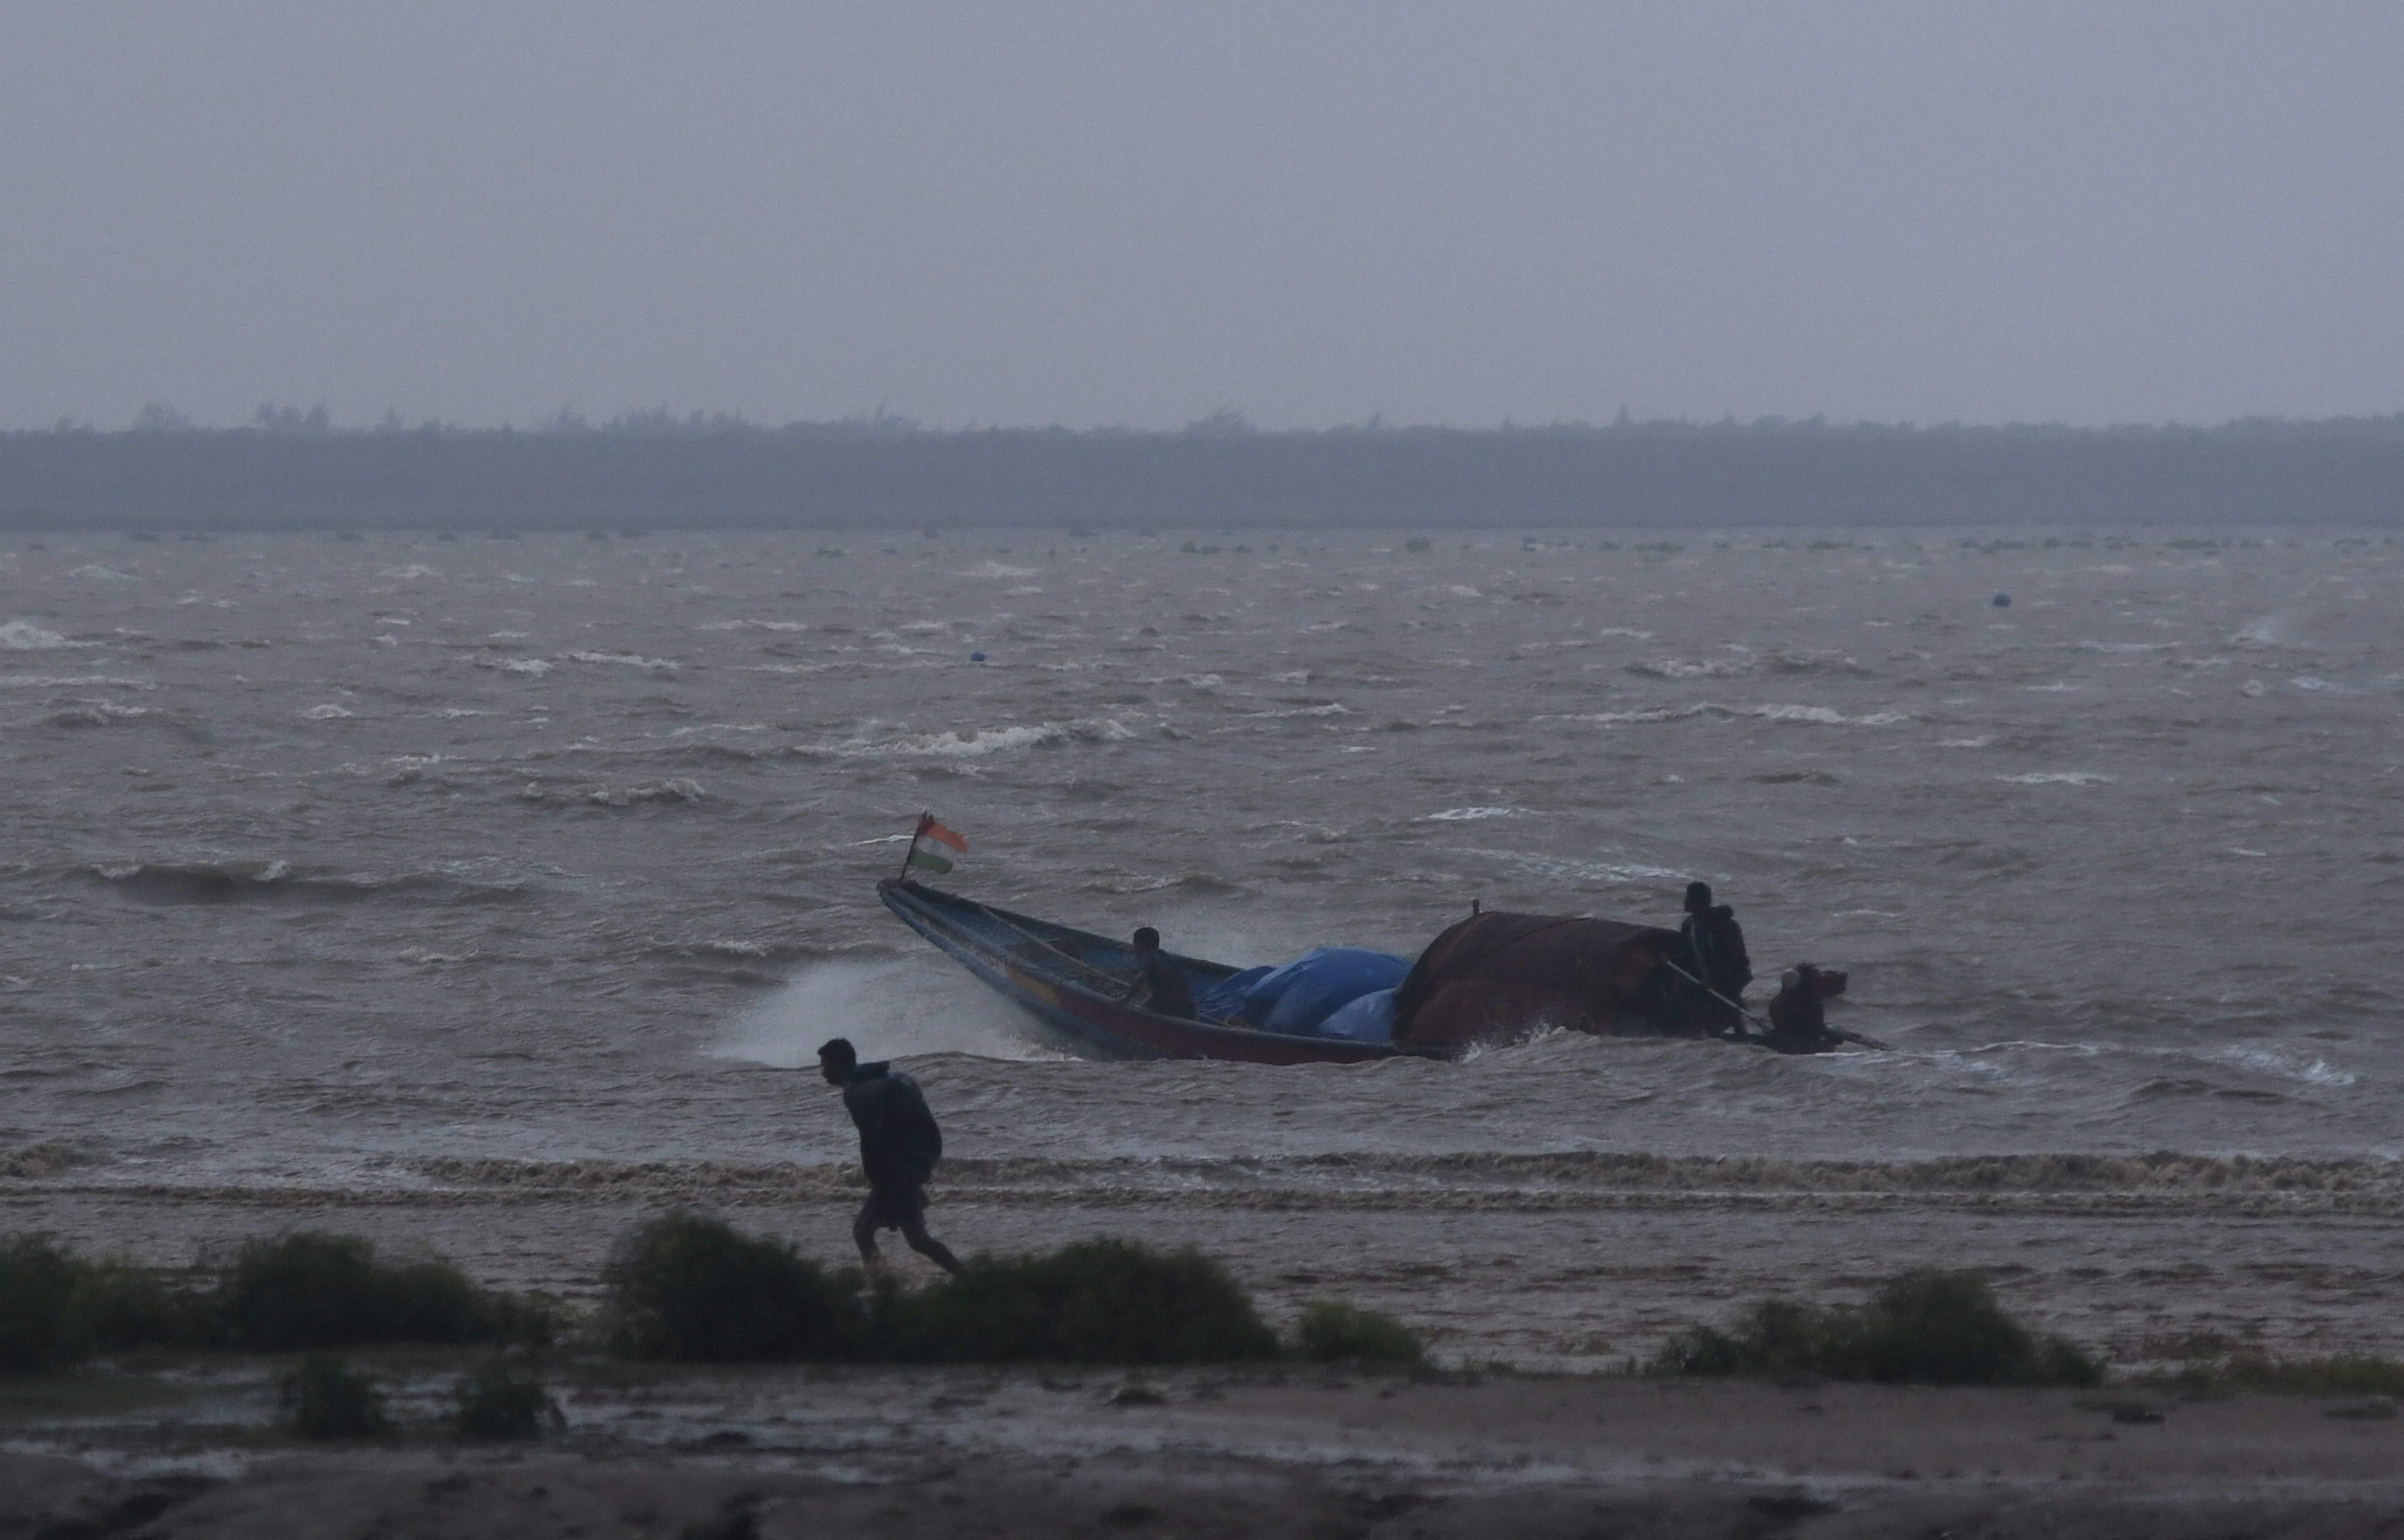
1391, 910, 1689, 1049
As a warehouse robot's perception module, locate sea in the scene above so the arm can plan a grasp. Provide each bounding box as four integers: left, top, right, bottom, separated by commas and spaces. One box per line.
4, 526, 2400, 1360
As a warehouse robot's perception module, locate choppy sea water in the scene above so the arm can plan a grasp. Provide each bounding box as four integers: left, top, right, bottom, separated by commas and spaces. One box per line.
3, 526, 2399, 1214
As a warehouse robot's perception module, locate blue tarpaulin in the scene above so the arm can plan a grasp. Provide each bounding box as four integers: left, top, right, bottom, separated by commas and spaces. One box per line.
1229, 948, 1411, 1035
1315, 987, 1398, 1044
1195, 965, 1274, 1022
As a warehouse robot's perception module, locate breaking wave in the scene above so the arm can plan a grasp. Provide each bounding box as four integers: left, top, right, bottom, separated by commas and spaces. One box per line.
0, 620, 90, 650
1542, 703, 1905, 727
829, 719, 1139, 758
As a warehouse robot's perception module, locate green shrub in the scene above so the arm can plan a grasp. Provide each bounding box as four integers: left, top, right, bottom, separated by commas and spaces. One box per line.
0, 1237, 209, 1373
903, 1239, 1279, 1364
1649, 1269, 2101, 1388
217, 1233, 549, 1351
279, 1352, 389, 1439
604, 1214, 859, 1361
1293, 1301, 1425, 1367
0, 1237, 87, 1374
599, 1221, 1291, 1367
450, 1358, 556, 1440
71, 1258, 210, 1351
1845, 1271, 2098, 1387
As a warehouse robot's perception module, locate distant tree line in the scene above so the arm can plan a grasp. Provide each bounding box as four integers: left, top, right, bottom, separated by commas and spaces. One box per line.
5, 409, 2401, 531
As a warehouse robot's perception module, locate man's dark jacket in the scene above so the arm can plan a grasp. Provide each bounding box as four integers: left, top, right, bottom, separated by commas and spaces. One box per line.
842, 1062, 944, 1190
1681, 905, 1752, 994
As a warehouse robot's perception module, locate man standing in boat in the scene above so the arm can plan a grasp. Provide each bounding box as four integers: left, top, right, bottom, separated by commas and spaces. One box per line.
1121, 926, 1198, 1019
817, 1037, 962, 1275
1680, 881, 1752, 1034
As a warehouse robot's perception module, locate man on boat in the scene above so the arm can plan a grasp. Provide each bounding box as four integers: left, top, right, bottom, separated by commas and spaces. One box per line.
1121, 926, 1198, 1019
1764, 964, 1845, 1054
1680, 881, 1752, 1034
817, 1037, 962, 1275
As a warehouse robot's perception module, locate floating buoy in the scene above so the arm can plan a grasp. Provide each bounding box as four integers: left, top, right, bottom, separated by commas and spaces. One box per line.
969, 651, 986, 662
1992, 592, 2011, 607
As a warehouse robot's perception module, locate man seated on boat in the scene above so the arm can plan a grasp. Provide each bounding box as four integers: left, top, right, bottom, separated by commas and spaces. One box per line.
1121, 926, 1198, 1019
817, 1037, 962, 1275
1680, 881, 1753, 1035
1764, 964, 1845, 1055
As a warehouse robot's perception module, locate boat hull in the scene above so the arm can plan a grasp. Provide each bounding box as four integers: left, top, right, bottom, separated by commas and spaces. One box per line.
879, 878, 1435, 1064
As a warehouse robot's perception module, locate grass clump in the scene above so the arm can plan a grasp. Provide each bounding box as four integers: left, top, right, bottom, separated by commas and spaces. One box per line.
0, 1236, 206, 1374
603, 1219, 1285, 1367
605, 1213, 859, 1362
0, 1237, 90, 1374
216, 1233, 552, 1351
2152, 1353, 2404, 1398
1650, 1269, 2102, 1388
903, 1238, 1280, 1365
1292, 1301, 1425, 1368
449, 1358, 557, 1440
279, 1352, 389, 1439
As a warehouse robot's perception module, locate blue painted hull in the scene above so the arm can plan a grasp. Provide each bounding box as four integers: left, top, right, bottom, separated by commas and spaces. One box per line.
879, 878, 1437, 1064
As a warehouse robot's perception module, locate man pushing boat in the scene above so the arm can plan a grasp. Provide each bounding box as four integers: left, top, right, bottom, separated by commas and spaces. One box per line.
1680, 881, 1753, 1035
817, 1037, 962, 1275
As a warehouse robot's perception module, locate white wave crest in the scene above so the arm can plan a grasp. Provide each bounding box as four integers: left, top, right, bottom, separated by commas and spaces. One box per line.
2210, 1045, 2355, 1087
851, 719, 1138, 758
1627, 657, 1752, 678
0, 620, 88, 650
301, 703, 355, 719
49, 702, 151, 723
0, 674, 154, 690
585, 778, 705, 806
563, 651, 678, 670
1998, 771, 2112, 785
1424, 806, 1522, 822
1543, 703, 1902, 727
963, 562, 1038, 579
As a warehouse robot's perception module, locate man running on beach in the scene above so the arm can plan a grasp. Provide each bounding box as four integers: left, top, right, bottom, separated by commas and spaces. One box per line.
817, 1037, 962, 1275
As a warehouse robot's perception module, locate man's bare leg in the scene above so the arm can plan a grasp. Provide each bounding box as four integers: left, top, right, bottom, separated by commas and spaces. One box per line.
899, 1219, 962, 1275
853, 1211, 883, 1269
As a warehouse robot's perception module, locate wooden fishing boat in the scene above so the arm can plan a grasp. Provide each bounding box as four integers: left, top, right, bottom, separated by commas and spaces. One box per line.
877, 878, 1437, 1063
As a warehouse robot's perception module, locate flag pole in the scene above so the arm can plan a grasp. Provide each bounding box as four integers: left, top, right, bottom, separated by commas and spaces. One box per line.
897, 811, 931, 885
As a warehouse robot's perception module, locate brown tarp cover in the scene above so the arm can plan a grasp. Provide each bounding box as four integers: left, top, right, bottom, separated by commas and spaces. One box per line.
1391, 910, 1688, 1050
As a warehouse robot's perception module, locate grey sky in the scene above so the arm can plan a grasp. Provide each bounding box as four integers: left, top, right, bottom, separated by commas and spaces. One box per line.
3, 2, 2398, 430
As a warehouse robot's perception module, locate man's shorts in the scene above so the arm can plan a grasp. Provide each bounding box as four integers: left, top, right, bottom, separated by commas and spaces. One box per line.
856, 1180, 928, 1232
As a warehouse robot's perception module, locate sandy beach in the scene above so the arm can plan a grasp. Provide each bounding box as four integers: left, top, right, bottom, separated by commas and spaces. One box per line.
9, 1162, 2402, 1372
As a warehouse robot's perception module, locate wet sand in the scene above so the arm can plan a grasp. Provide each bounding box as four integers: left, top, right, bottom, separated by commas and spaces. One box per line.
9, 1370, 2404, 1539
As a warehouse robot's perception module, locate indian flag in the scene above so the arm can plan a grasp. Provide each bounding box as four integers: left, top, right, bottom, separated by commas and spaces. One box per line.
905, 815, 969, 875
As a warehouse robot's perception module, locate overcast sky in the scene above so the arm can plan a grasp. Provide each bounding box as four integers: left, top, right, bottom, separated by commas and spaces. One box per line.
3, 2, 2399, 430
